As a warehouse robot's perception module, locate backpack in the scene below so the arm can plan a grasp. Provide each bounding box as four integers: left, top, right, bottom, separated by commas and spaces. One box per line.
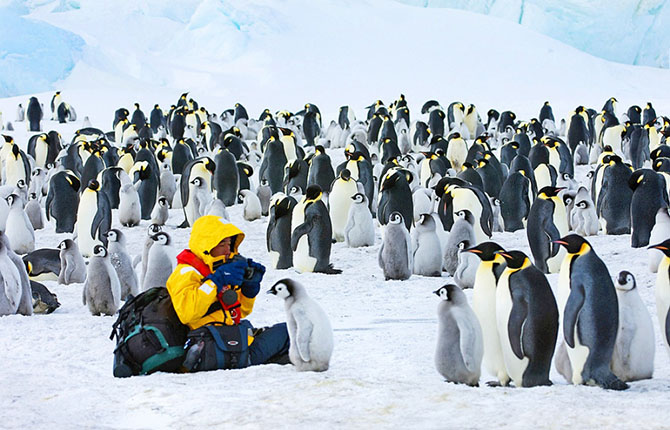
110, 287, 189, 377
182, 320, 253, 372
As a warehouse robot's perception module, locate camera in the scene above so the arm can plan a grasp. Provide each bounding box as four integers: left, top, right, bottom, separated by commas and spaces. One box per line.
231, 255, 255, 280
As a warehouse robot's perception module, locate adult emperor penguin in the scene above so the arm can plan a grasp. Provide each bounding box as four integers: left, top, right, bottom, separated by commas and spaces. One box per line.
610, 271, 655, 382
329, 169, 359, 242
412, 213, 442, 277
267, 194, 298, 269
434, 284, 483, 386
130, 160, 158, 221
378, 212, 412, 281
446, 132, 468, 171
76, 180, 111, 258
377, 168, 414, 231
268, 278, 333, 372
180, 156, 215, 227
436, 178, 493, 244
57, 239, 86, 285
5, 194, 35, 255
649, 208, 670, 272
259, 135, 288, 194
554, 234, 628, 390
291, 185, 341, 274
466, 241, 509, 386
213, 146, 239, 206
83, 244, 120, 316
496, 250, 559, 387
26, 96, 42, 132
594, 154, 632, 234
527, 186, 568, 274
648, 239, 670, 360
499, 171, 531, 232
629, 169, 668, 248
0, 231, 33, 316
142, 232, 176, 291
344, 193, 375, 248
307, 145, 336, 196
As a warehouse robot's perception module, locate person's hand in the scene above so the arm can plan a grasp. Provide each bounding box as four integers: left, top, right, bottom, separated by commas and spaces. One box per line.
241, 259, 266, 298
205, 259, 247, 292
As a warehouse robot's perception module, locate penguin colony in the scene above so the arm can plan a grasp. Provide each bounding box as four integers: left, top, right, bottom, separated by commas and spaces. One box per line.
2, 92, 670, 386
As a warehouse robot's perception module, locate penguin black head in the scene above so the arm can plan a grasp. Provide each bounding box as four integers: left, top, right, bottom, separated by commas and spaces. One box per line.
190, 177, 204, 187
351, 193, 365, 204
158, 197, 168, 207
315, 145, 326, 155
148, 223, 162, 235
496, 250, 529, 270
418, 213, 435, 227
553, 234, 590, 255
87, 179, 100, 191
304, 185, 322, 202
388, 211, 405, 225
616, 271, 636, 291
106, 229, 121, 243
648, 239, 670, 257
538, 186, 564, 199
267, 278, 296, 299
433, 284, 464, 303
93, 244, 108, 258
151, 232, 171, 246
465, 241, 505, 262
340, 169, 351, 181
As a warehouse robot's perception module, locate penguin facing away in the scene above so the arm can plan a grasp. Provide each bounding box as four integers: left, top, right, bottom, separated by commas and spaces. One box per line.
267, 194, 297, 269
434, 284, 483, 386
83, 244, 120, 316
268, 278, 334, 372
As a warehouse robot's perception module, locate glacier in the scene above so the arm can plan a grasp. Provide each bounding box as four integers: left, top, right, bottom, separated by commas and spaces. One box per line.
394, 0, 670, 68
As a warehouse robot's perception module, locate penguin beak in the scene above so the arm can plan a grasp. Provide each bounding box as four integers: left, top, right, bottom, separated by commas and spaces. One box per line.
432, 289, 440, 296
552, 239, 568, 246
464, 247, 481, 254
495, 251, 511, 260
648, 244, 668, 251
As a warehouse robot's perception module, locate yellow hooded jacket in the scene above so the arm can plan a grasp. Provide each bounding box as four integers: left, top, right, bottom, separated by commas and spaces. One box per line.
166, 216, 256, 330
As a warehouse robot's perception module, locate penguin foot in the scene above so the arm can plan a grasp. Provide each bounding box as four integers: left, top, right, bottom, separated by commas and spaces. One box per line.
590, 372, 629, 391
485, 381, 508, 387
178, 219, 189, 229
318, 264, 342, 275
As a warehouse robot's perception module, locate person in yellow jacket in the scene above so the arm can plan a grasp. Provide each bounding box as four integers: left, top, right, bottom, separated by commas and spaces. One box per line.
166, 215, 289, 368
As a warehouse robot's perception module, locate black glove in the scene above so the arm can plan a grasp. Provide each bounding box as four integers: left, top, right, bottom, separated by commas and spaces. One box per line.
205, 259, 247, 292
241, 259, 266, 298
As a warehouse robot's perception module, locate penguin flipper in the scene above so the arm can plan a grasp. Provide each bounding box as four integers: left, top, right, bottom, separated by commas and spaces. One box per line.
665, 309, 670, 349
293, 308, 313, 362
45, 189, 53, 221
290, 220, 313, 251
455, 317, 478, 373
563, 282, 585, 349
508, 289, 528, 360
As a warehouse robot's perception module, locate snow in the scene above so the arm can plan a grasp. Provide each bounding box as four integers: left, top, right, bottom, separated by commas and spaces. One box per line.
1, 1, 670, 428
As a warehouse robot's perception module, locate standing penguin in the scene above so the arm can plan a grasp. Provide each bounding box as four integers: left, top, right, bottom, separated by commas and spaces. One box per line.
629, 169, 668, 248
180, 157, 215, 227
648, 208, 670, 272
268, 278, 333, 372
45, 171, 80, 233
434, 284, 483, 386
329, 169, 359, 242
527, 186, 568, 274
595, 155, 632, 235
239, 189, 262, 221
106, 229, 139, 300
378, 212, 412, 281
213, 147, 239, 206
83, 244, 120, 316
118, 183, 141, 227
499, 172, 531, 232
267, 194, 297, 269
0, 231, 33, 316
307, 145, 336, 194
649, 239, 670, 360
467, 241, 509, 386
291, 185, 340, 274
139, 223, 162, 287
412, 213, 442, 277
610, 271, 654, 382
344, 193, 375, 248
57, 239, 86, 285
159, 162, 177, 206
76, 180, 111, 258
256, 179, 272, 216
150, 196, 169, 226
130, 161, 158, 221
454, 240, 479, 290
570, 186, 599, 236
142, 232, 176, 291
24, 193, 43, 230
554, 235, 628, 390
443, 210, 476, 275
5, 194, 35, 255
377, 168, 414, 231
496, 250, 559, 387
26, 97, 42, 132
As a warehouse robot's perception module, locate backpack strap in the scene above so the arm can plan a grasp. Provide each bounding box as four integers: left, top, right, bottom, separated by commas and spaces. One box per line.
176, 249, 212, 277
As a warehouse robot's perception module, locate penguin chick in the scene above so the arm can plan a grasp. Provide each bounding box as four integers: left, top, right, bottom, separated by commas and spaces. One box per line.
434, 284, 483, 386
256, 178, 272, 216
150, 196, 169, 226
569, 187, 598, 236
378, 212, 412, 280
239, 189, 262, 221
118, 183, 141, 227
83, 244, 120, 316
57, 239, 86, 285
344, 193, 375, 248
412, 213, 442, 277
142, 232, 175, 291
454, 240, 478, 290
5, 193, 35, 255
268, 278, 333, 372
106, 229, 139, 300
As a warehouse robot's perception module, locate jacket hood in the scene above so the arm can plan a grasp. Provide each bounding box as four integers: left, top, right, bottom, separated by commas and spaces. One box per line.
188, 216, 245, 268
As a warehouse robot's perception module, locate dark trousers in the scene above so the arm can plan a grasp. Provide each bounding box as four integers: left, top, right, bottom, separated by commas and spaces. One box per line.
249, 322, 290, 365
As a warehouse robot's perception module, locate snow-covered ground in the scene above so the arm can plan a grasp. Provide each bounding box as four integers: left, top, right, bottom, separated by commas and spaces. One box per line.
2, 1, 670, 429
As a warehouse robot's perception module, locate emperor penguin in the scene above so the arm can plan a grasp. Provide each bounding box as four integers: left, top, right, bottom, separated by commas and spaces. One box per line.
412, 213, 442, 277
554, 235, 628, 390
142, 232, 176, 291
5, 194, 35, 255
434, 284, 483, 386
0, 231, 33, 316
499, 172, 531, 232
569, 186, 599, 236
26, 96, 42, 132
378, 168, 414, 231
180, 157, 215, 227
82, 244, 120, 316
595, 155, 632, 235
239, 189, 262, 222
648, 240, 670, 360
496, 250, 559, 387
139, 223, 162, 286
466, 241, 510, 386
30, 281, 60, 314
213, 147, 239, 206
45, 170, 80, 233
344, 193, 375, 248
256, 179, 272, 216
130, 161, 158, 221
291, 185, 340, 274
150, 196, 169, 226
378, 212, 412, 280
446, 133, 468, 171
118, 183, 141, 227
610, 271, 654, 382
267, 194, 297, 269
454, 239, 479, 290
630, 169, 668, 248
76, 180, 111, 258
186, 176, 212, 223
648, 208, 670, 272
443, 210, 476, 276
527, 186, 568, 274
106, 229, 138, 300
329, 169, 359, 242
24, 193, 43, 230
57, 239, 86, 285
268, 278, 333, 372
159, 162, 177, 207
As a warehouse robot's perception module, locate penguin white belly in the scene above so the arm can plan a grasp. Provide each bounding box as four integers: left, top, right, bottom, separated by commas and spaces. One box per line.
533, 165, 552, 191
655, 259, 670, 355
77, 192, 100, 257
464, 114, 477, 137
280, 136, 297, 163
118, 154, 134, 174
5, 159, 25, 186
496, 273, 529, 386
566, 325, 591, 385
472, 266, 509, 384
546, 203, 568, 273
447, 142, 467, 170
294, 236, 316, 273
602, 127, 624, 156
345, 160, 360, 181
269, 250, 280, 269
419, 160, 431, 187
35, 143, 48, 168
329, 183, 357, 242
